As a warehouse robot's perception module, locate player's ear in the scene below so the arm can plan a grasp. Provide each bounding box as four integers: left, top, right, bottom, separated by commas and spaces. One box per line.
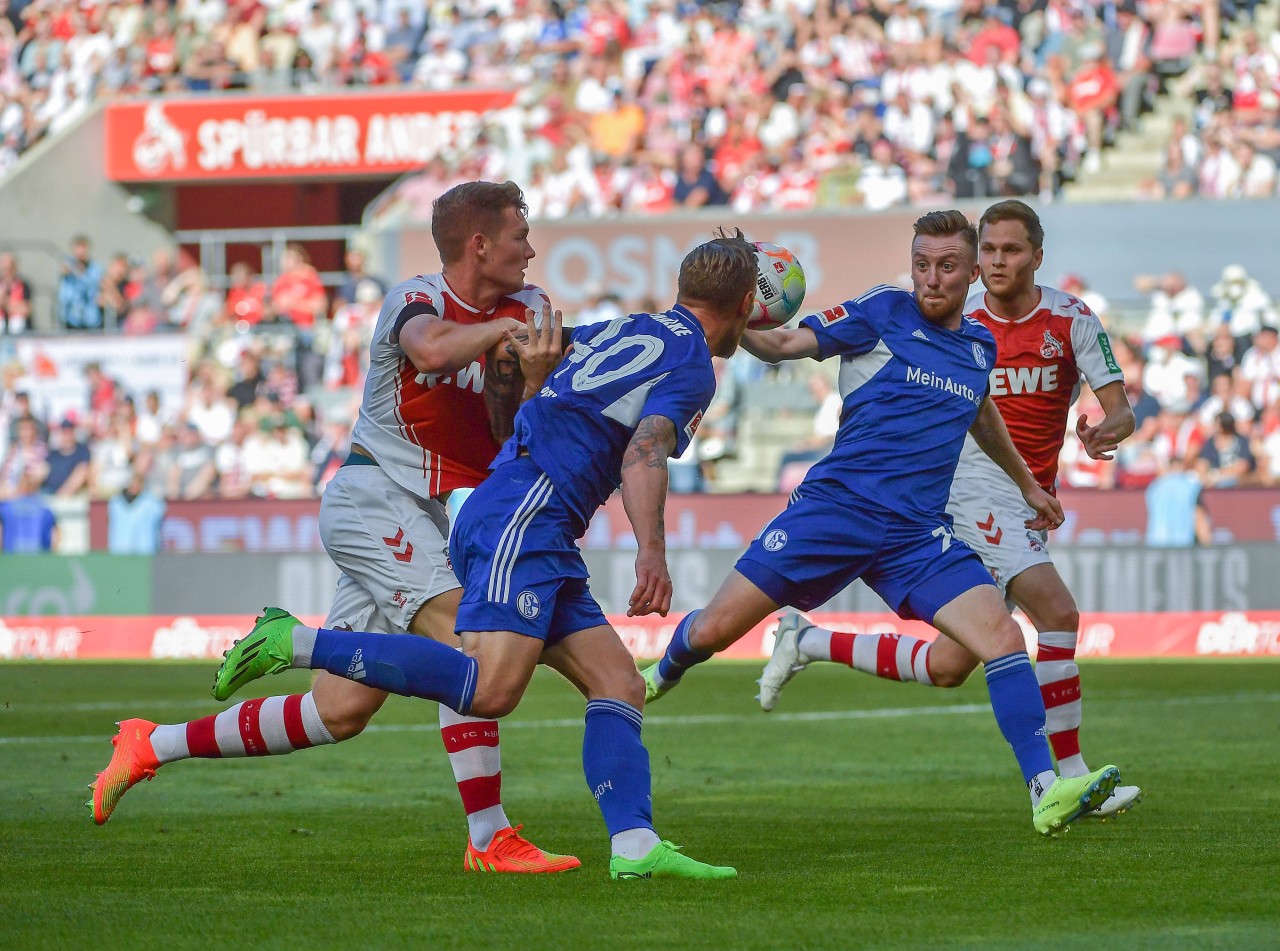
738, 288, 755, 321
1033, 246, 1044, 270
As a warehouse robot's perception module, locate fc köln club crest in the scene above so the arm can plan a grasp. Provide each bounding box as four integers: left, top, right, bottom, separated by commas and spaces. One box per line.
1040, 330, 1065, 359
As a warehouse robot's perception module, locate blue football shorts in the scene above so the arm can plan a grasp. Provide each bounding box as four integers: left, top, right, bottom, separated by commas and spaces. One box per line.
451, 456, 607, 644
734, 481, 995, 624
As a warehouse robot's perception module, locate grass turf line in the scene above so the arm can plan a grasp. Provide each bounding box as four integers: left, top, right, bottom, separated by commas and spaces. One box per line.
0, 660, 1277, 950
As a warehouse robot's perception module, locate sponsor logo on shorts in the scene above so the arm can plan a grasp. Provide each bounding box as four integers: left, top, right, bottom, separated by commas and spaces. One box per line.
972, 342, 987, 369
1026, 531, 1045, 552
392, 591, 408, 608
762, 529, 788, 552
517, 590, 541, 619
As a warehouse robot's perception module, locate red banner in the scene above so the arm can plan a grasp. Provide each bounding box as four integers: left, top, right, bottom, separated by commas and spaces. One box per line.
104, 89, 517, 181
4, 612, 1278, 661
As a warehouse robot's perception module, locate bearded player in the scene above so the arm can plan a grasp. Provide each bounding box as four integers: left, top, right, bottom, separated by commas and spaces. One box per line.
89, 181, 581, 872
760, 200, 1141, 819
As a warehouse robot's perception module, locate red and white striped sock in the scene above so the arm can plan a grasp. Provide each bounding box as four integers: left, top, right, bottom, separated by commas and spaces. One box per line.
798, 627, 934, 685
439, 705, 510, 851
147, 692, 337, 763
1036, 631, 1088, 778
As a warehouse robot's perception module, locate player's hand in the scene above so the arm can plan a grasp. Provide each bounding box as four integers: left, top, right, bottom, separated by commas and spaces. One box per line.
1076, 413, 1120, 461
1022, 485, 1065, 532
628, 547, 672, 617
507, 304, 563, 393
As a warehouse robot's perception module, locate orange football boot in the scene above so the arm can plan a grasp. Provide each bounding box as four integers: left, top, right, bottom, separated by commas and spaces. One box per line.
463, 825, 581, 874
88, 718, 161, 824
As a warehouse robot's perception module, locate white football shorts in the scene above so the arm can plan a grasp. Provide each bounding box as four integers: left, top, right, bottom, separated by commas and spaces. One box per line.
319, 463, 460, 632
946, 456, 1053, 597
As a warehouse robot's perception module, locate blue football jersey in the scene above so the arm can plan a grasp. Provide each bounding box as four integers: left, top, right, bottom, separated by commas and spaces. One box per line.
800, 285, 998, 522
492, 306, 716, 530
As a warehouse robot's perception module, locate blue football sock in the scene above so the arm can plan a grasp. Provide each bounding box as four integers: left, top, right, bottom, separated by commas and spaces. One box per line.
984, 651, 1055, 784
311, 628, 477, 714
655, 611, 711, 686
583, 699, 654, 837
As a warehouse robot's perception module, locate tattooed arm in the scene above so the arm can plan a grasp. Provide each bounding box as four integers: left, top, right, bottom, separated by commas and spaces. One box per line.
620, 414, 677, 617
483, 342, 525, 445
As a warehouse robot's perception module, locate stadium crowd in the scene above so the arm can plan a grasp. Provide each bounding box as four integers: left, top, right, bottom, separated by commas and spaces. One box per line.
1, 234, 1279, 535
1140, 24, 1280, 199
0, 0, 1255, 208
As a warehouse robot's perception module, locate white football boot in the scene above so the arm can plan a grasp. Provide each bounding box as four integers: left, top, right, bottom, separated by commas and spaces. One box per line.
1086, 783, 1143, 820
757, 612, 816, 712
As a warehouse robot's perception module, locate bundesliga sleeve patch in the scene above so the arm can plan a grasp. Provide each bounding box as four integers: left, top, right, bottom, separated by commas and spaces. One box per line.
1097, 332, 1121, 374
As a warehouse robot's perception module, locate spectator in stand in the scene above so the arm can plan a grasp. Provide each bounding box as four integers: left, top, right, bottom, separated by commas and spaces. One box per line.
1060, 272, 1109, 320
673, 143, 728, 208
245, 413, 311, 498
775, 373, 842, 493
89, 415, 136, 501
1209, 265, 1276, 341
167, 422, 217, 500
1198, 373, 1256, 433
228, 350, 266, 410
1143, 335, 1202, 413
1198, 412, 1256, 487
325, 279, 380, 387
0, 468, 57, 552
1241, 326, 1280, 412
1145, 454, 1209, 547
0, 249, 31, 334
98, 252, 132, 329
1231, 141, 1277, 198
225, 261, 267, 325
856, 138, 910, 210
332, 248, 386, 314
107, 465, 167, 555
214, 415, 255, 500
1205, 324, 1246, 381
1106, 1, 1153, 132
269, 243, 326, 331
185, 377, 235, 444
41, 418, 90, 496
1067, 43, 1119, 174
135, 390, 169, 446
84, 362, 119, 430
6, 391, 46, 442
0, 415, 46, 499
57, 234, 104, 331
1141, 140, 1198, 199
1137, 270, 1205, 345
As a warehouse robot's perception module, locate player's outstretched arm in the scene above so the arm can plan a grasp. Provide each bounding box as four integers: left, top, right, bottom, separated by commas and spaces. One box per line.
969, 397, 1065, 531
399, 313, 524, 376
1075, 380, 1136, 461
739, 327, 820, 364
620, 415, 676, 618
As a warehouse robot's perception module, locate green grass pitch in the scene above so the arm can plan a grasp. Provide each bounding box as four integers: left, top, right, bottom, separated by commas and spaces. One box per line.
1, 660, 1277, 950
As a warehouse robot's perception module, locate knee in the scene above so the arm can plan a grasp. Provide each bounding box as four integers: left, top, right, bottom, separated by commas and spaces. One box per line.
687, 611, 733, 654
991, 618, 1027, 658
467, 686, 522, 720
613, 666, 646, 710
1042, 599, 1080, 635
318, 700, 375, 742
929, 664, 969, 689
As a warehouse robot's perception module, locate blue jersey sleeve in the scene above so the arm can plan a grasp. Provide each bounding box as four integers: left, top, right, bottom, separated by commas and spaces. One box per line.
800, 285, 904, 361
638, 363, 716, 459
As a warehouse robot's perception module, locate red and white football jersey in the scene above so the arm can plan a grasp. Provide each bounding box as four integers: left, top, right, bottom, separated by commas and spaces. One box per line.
961, 285, 1125, 489
351, 273, 549, 499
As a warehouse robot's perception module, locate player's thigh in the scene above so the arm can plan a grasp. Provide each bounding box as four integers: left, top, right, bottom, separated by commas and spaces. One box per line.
688, 570, 783, 653
542, 624, 644, 708
409, 586, 462, 645
319, 466, 459, 632
948, 467, 1053, 597
1005, 562, 1079, 634
733, 488, 881, 618
459, 629, 545, 719
931, 584, 1026, 663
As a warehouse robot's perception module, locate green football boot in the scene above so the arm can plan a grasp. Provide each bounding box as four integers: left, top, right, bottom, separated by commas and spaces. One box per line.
1032, 765, 1121, 837
639, 662, 674, 704
609, 841, 737, 880
212, 607, 298, 701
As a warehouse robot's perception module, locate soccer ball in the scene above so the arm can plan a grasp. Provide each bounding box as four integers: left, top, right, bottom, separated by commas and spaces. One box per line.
749, 242, 807, 331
